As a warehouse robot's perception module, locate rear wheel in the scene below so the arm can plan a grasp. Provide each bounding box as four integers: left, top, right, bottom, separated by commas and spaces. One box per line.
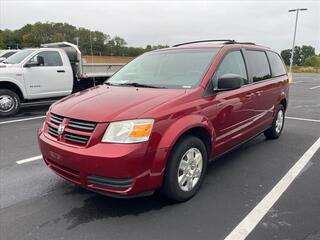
0, 89, 20, 117
161, 135, 208, 202
264, 105, 285, 139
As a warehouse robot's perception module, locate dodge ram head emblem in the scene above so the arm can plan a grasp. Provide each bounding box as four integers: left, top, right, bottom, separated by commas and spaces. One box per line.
57, 123, 65, 136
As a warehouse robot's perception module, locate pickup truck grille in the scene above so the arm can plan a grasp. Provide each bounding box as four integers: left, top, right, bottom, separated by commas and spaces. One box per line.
47, 113, 97, 146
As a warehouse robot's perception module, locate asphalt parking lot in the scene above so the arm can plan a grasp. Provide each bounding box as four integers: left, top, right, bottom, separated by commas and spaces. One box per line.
0, 75, 320, 240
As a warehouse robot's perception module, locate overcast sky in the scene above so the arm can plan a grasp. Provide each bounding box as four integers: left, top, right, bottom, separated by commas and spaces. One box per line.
0, 0, 319, 53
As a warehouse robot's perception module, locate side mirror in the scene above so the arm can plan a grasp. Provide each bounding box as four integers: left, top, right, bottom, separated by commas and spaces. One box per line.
0, 57, 6, 63
217, 74, 242, 91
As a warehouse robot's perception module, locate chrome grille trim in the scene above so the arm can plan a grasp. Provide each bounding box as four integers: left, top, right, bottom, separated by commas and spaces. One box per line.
68, 119, 96, 131
50, 114, 64, 125
48, 125, 58, 137
64, 133, 89, 144
47, 113, 97, 145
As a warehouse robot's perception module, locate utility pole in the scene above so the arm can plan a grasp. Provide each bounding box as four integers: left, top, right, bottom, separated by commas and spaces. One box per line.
288, 8, 308, 75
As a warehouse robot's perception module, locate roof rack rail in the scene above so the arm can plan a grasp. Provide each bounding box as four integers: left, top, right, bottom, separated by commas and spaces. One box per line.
172, 39, 236, 47
228, 41, 256, 45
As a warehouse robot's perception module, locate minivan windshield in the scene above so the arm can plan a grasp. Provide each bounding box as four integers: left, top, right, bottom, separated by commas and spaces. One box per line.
107, 49, 219, 89
4, 49, 35, 64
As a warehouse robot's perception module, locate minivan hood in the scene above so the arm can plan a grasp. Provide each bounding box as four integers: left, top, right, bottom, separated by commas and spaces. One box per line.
51, 85, 186, 122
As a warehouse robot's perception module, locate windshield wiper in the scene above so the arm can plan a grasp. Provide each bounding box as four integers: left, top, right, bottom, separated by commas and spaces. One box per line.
109, 82, 167, 89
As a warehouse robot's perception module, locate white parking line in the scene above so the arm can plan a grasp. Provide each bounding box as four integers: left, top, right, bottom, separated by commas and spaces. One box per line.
0, 116, 45, 125
286, 116, 320, 123
224, 137, 320, 240
310, 85, 320, 90
16, 155, 42, 164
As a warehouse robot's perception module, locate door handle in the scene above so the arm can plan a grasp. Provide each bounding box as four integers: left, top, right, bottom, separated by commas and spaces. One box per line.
57, 70, 65, 73
256, 90, 263, 96
245, 93, 254, 98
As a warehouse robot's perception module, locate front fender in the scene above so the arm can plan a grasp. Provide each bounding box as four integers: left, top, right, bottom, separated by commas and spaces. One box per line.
158, 114, 216, 151
148, 114, 216, 188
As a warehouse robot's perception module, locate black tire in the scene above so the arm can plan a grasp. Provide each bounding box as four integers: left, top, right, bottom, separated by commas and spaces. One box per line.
264, 105, 285, 139
161, 135, 208, 202
0, 89, 20, 117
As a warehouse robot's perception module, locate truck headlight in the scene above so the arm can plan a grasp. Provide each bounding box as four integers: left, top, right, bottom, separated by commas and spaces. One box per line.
102, 119, 154, 143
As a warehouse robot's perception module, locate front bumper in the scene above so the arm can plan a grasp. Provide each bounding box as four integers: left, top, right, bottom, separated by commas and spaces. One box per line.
38, 130, 169, 197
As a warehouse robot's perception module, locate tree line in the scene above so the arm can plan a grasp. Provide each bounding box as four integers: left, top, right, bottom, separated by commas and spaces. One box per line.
0, 22, 168, 57
0, 22, 319, 66
281, 45, 320, 67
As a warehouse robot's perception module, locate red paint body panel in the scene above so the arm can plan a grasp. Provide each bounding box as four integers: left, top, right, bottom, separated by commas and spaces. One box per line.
38, 43, 289, 197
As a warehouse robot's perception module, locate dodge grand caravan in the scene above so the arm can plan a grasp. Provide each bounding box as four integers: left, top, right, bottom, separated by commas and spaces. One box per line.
38, 40, 289, 201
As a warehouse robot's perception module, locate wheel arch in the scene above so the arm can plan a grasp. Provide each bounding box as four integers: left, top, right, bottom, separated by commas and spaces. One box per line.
174, 127, 212, 157
0, 80, 25, 101
158, 115, 216, 159
280, 98, 287, 111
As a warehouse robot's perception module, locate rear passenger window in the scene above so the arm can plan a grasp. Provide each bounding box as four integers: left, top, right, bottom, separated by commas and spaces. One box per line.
267, 51, 287, 77
215, 50, 248, 85
246, 50, 271, 82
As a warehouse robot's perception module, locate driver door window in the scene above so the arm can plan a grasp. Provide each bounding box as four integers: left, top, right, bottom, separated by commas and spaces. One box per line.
27, 51, 63, 66
215, 51, 248, 86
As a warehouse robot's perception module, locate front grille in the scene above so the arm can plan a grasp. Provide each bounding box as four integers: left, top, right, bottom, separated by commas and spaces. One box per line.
48, 125, 58, 137
68, 119, 96, 131
50, 113, 63, 125
47, 113, 96, 146
64, 133, 89, 144
87, 175, 133, 190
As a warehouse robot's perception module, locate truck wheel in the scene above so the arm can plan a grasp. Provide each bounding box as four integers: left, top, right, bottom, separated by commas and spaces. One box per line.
161, 135, 208, 202
264, 105, 285, 139
0, 89, 20, 117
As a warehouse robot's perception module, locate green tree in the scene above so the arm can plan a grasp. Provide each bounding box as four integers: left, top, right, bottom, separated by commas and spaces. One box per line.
280, 49, 291, 65
304, 56, 320, 67
110, 36, 127, 56
301, 45, 315, 64
281, 45, 316, 66
0, 21, 167, 56
0, 30, 6, 48
293, 46, 302, 66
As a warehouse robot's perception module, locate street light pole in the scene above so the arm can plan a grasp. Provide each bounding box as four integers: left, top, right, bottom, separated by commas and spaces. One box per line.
288, 8, 308, 75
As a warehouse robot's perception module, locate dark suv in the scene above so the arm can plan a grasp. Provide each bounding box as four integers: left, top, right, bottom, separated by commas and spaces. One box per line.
38, 40, 289, 201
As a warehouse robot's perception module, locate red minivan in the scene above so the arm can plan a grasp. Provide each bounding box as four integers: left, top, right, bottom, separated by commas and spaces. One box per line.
38, 40, 289, 201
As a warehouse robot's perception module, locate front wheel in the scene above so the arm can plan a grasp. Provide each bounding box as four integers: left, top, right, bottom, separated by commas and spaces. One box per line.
161, 136, 208, 202
0, 89, 21, 117
264, 105, 285, 139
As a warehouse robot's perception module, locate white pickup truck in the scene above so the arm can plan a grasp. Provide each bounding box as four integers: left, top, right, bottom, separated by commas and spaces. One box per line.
0, 42, 125, 117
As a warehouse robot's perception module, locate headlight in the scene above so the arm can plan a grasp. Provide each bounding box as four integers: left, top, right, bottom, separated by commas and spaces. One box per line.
102, 119, 154, 143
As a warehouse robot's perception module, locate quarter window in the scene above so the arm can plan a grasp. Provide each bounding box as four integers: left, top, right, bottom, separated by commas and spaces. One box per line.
215, 50, 248, 85
28, 51, 63, 66
267, 51, 287, 77
246, 50, 271, 82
